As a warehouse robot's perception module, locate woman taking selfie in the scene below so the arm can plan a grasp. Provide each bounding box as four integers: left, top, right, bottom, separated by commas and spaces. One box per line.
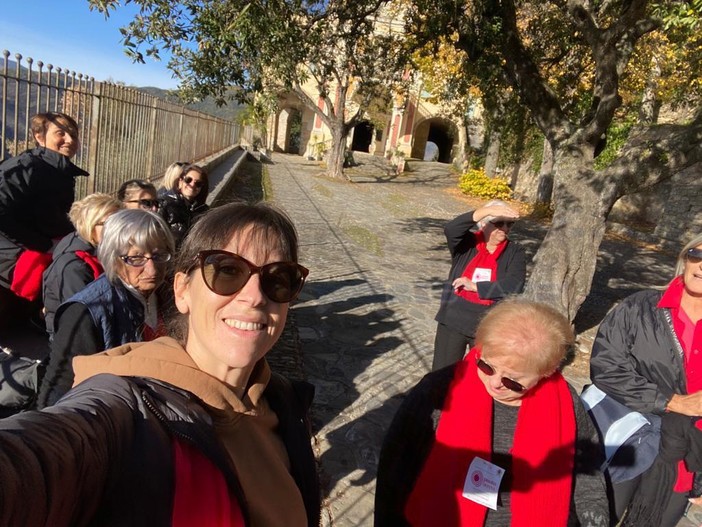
0, 202, 319, 527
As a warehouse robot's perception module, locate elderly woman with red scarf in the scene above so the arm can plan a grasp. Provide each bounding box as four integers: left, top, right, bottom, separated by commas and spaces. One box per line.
432, 200, 526, 371
375, 298, 609, 526
590, 233, 702, 526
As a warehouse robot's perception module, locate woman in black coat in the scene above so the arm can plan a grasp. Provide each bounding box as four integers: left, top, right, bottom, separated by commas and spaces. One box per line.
0, 112, 88, 325
158, 164, 209, 247
432, 200, 526, 370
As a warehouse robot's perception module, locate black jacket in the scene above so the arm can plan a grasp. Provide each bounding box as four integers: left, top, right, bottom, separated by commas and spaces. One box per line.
0, 147, 88, 287
590, 289, 685, 414
434, 211, 527, 337
0, 371, 320, 526
158, 190, 209, 247
41, 232, 99, 336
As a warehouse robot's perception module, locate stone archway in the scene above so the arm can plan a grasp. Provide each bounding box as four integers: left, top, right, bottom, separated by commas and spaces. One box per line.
351, 121, 374, 153
275, 106, 304, 154
411, 117, 457, 163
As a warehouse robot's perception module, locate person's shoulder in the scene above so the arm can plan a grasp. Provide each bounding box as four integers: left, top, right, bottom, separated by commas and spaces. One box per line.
615, 288, 662, 311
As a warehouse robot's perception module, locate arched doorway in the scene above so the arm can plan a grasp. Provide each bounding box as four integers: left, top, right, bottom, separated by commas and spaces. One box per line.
288, 110, 302, 153
351, 121, 374, 153
411, 118, 457, 163
275, 107, 303, 154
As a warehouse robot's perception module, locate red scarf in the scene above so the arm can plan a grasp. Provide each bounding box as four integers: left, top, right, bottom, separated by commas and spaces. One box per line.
74, 249, 103, 280
454, 231, 507, 306
658, 276, 702, 492
405, 349, 575, 526
172, 438, 245, 527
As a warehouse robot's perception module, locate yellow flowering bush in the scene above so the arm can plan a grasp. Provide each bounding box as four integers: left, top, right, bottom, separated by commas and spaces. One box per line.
458, 168, 513, 200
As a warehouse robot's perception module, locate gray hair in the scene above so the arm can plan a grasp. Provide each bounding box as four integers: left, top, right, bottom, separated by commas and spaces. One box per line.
477, 199, 510, 228
98, 209, 175, 283
675, 233, 702, 276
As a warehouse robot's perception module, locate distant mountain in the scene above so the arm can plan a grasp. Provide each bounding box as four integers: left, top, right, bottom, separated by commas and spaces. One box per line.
136, 86, 245, 121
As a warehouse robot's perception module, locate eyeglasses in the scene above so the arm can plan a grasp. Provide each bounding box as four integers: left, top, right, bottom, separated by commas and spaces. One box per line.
685, 248, 702, 265
182, 176, 205, 189
490, 220, 515, 229
192, 250, 309, 303
120, 253, 172, 267
476, 358, 526, 392
125, 199, 159, 209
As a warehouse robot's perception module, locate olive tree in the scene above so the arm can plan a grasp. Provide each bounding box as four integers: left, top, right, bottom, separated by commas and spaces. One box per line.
89, 0, 407, 179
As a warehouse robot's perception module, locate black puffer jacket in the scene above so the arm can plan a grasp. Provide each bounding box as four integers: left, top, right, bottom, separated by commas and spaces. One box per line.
0, 371, 320, 526
158, 190, 209, 247
0, 147, 88, 287
590, 288, 685, 414
41, 232, 100, 336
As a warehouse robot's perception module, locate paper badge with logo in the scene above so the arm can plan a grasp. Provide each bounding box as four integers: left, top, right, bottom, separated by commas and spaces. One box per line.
462, 456, 505, 510
471, 267, 492, 283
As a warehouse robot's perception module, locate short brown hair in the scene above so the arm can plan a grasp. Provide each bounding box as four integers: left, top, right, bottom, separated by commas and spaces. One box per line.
31, 112, 79, 144
178, 164, 209, 203
475, 297, 574, 376
168, 202, 300, 342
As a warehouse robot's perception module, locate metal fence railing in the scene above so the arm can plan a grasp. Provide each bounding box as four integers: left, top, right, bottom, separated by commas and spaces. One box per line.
1, 49, 245, 198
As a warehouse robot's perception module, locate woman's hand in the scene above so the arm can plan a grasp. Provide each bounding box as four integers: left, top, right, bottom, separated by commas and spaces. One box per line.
452, 277, 476, 292
666, 391, 702, 417
472, 204, 520, 223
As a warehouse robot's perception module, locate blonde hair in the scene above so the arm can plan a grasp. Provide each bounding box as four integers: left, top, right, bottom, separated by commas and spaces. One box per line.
475, 297, 574, 376
162, 161, 188, 191
68, 193, 122, 246
674, 233, 702, 276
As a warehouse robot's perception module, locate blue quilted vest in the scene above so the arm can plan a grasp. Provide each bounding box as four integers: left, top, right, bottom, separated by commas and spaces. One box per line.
60, 275, 145, 349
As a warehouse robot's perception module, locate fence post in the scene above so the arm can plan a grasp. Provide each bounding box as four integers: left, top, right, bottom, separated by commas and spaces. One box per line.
145, 98, 158, 180
86, 82, 102, 195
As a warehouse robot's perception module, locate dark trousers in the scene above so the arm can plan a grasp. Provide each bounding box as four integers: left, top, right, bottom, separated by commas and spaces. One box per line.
611, 475, 689, 527
432, 323, 473, 371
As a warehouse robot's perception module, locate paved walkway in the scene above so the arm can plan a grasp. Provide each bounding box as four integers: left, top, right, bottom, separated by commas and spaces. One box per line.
262, 152, 697, 526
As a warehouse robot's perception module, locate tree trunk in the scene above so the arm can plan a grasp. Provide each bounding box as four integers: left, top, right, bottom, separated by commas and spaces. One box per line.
523, 142, 607, 321
454, 122, 469, 170
484, 129, 501, 177
536, 140, 555, 203
326, 125, 347, 180
638, 55, 662, 125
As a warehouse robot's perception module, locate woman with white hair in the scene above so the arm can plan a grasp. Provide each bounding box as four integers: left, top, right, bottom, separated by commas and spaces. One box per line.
432, 200, 526, 370
37, 208, 174, 408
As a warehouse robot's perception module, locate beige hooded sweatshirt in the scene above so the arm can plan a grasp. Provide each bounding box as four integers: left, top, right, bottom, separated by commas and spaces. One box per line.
73, 336, 308, 527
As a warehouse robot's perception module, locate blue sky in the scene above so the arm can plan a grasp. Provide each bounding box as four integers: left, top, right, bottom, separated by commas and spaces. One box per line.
0, 1, 179, 89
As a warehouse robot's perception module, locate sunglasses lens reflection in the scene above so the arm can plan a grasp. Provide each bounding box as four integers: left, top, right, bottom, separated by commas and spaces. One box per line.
476, 358, 525, 392
201, 252, 306, 303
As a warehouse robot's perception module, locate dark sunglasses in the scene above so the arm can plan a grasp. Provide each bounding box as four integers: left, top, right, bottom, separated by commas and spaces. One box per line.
490, 220, 515, 229
476, 358, 526, 392
126, 199, 159, 209
685, 248, 702, 264
121, 252, 172, 267
192, 250, 309, 303
182, 176, 205, 188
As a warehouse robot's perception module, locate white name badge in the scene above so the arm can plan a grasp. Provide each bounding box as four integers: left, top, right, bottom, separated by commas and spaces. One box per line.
462, 456, 505, 510
471, 267, 492, 283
